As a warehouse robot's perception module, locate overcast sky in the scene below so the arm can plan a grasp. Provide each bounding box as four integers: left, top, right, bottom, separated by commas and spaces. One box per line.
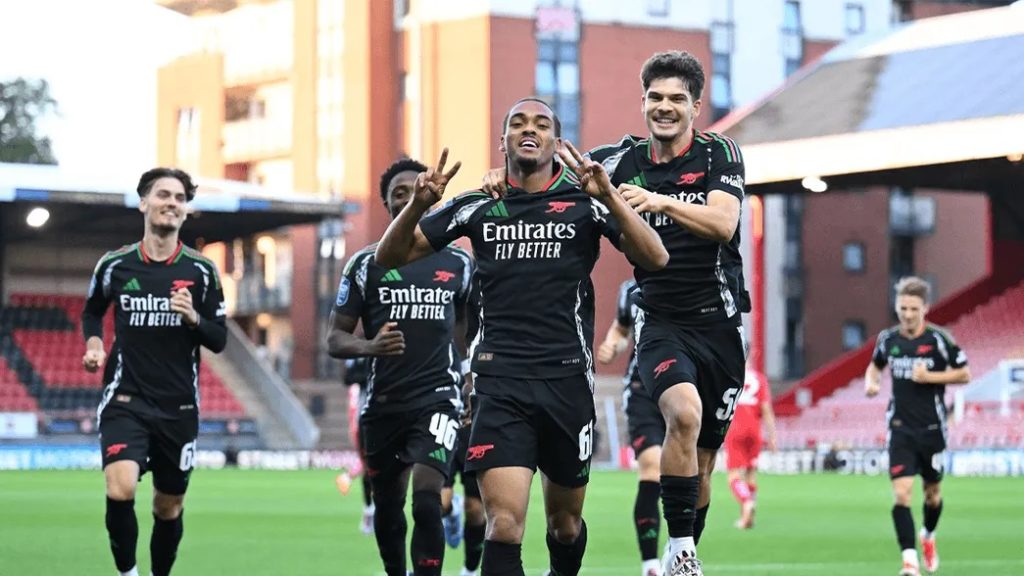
0, 0, 194, 176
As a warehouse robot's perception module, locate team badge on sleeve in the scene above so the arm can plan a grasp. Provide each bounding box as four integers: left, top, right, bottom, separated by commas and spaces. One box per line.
336, 277, 351, 306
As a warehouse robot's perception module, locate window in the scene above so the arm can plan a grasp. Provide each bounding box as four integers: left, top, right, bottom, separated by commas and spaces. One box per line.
709, 21, 734, 121
647, 0, 670, 17
842, 321, 866, 350
845, 3, 865, 35
843, 242, 865, 272
535, 37, 579, 142
782, 0, 803, 77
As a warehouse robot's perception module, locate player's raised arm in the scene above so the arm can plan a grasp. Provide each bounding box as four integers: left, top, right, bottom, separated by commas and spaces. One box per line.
559, 141, 668, 271
375, 148, 462, 268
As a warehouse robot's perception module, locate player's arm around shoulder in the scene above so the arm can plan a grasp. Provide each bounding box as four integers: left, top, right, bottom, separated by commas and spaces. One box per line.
560, 141, 668, 271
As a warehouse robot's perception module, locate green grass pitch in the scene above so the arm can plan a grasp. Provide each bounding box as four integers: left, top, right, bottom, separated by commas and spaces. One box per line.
1, 469, 1021, 575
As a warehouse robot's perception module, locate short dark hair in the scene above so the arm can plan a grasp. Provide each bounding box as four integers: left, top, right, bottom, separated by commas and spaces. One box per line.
379, 157, 428, 205
895, 276, 931, 303
137, 168, 197, 201
502, 97, 561, 137
640, 50, 705, 101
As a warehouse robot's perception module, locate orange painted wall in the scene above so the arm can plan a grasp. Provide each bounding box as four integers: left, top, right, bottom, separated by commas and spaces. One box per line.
156, 53, 225, 177
288, 0, 319, 379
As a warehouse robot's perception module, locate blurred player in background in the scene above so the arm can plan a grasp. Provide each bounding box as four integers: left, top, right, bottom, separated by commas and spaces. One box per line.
83, 168, 227, 576
343, 355, 375, 534
723, 366, 776, 530
597, 278, 666, 576
865, 276, 971, 576
440, 276, 487, 576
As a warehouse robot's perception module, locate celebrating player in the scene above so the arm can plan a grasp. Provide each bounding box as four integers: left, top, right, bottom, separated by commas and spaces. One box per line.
375, 97, 667, 576
327, 158, 475, 576
83, 167, 227, 576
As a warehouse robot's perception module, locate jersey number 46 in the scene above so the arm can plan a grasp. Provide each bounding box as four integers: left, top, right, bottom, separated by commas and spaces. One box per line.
429, 413, 459, 450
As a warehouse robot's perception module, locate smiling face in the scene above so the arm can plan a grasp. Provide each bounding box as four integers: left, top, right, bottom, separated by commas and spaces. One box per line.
500, 99, 561, 173
896, 294, 928, 336
139, 176, 188, 234
643, 76, 701, 145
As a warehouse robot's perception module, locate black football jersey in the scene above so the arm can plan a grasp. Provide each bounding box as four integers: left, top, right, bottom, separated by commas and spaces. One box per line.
83, 241, 226, 414
872, 324, 968, 439
589, 131, 750, 326
418, 165, 622, 382
335, 243, 474, 411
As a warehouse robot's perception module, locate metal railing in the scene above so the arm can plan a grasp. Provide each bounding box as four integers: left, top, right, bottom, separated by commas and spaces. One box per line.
222, 319, 319, 448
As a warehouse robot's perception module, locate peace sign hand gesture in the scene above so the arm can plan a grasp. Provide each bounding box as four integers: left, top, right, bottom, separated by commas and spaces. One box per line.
557, 141, 614, 201
413, 147, 462, 208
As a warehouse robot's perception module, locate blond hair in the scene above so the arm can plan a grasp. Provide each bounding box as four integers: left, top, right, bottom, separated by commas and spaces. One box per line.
895, 276, 931, 303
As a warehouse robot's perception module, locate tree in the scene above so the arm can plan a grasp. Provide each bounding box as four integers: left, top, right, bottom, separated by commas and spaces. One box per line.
0, 77, 58, 164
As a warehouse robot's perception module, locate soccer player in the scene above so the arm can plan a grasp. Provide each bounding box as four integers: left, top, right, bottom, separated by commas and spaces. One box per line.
375, 98, 667, 576
583, 50, 749, 576
327, 158, 475, 576
482, 54, 749, 576
724, 366, 776, 530
343, 355, 375, 534
865, 277, 971, 576
597, 279, 666, 576
82, 167, 227, 576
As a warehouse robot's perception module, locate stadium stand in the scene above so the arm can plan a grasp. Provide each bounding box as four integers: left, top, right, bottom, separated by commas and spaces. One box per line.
776, 281, 1024, 449
1, 294, 245, 421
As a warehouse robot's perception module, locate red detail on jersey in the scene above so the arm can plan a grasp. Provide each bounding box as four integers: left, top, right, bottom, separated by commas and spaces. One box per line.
417, 558, 442, 567
171, 280, 195, 291
546, 201, 576, 213
916, 344, 934, 354
433, 270, 456, 283
466, 444, 495, 461
653, 359, 677, 378
106, 443, 128, 457
632, 435, 647, 450
676, 172, 704, 185
890, 464, 906, 475
366, 467, 380, 477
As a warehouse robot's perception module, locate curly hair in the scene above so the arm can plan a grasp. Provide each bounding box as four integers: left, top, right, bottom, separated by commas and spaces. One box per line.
137, 167, 197, 201
640, 50, 706, 101
378, 157, 428, 205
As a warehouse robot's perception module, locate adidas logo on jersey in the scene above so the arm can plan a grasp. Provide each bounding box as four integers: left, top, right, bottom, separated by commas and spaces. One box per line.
123, 278, 141, 291
485, 201, 509, 218
428, 448, 447, 463
381, 269, 403, 282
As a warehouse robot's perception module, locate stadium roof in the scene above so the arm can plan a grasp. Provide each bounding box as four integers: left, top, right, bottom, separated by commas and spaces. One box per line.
715, 4, 1024, 193
0, 163, 342, 244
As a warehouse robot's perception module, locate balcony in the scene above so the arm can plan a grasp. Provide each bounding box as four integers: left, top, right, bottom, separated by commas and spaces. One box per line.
222, 118, 292, 163
234, 275, 291, 316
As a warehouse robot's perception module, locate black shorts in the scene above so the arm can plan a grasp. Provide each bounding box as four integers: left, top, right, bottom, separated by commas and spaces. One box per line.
623, 380, 665, 457
888, 430, 946, 482
635, 313, 746, 450
445, 425, 480, 499
361, 401, 460, 482
99, 397, 198, 496
466, 374, 594, 488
